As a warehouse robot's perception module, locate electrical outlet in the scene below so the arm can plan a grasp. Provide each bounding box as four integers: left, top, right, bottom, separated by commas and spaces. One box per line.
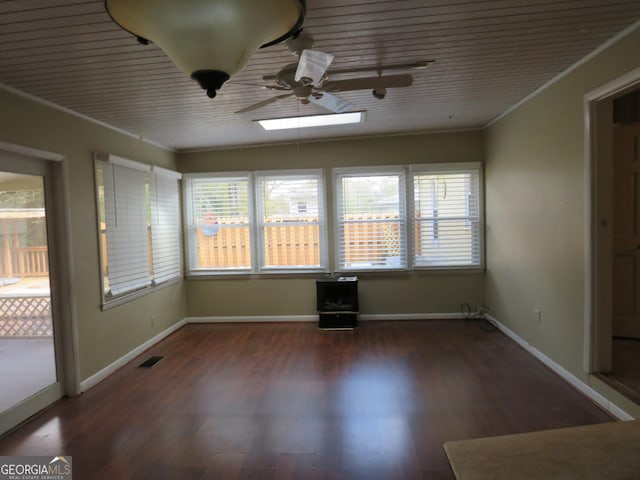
534, 308, 542, 323
150, 315, 156, 327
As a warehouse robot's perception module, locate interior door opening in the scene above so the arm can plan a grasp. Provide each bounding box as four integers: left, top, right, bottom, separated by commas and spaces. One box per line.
591, 82, 640, 404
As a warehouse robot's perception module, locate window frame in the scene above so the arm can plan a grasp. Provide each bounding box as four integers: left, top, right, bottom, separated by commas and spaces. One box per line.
255, 169, 329, 273
408, 162, 484, 270
94, 153, 183, 310
183, 169, 329, 276
99, 157, 152, 297
333, 163, 484, 273
334, 166, 408, 272
183, 172, 255, 275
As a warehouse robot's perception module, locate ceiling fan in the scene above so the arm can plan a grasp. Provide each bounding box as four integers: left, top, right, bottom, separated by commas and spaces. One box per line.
234, 33, 433, 114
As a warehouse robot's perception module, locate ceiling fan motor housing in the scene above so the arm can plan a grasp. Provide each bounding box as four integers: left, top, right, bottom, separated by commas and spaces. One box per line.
372, 88, 387, 99
275, 63, 300, 89
293, 85, 313, 99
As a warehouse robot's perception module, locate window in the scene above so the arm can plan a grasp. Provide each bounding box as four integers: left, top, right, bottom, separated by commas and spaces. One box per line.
256, 173, 326, 271
411, 163, 483, 268
335, 168, 407, 270
187, 175, 252, 271
95, 154, 182, 306
184, 164, 481, 276
150, 167, 184, 283
335, 163, 483, 271
184, 170, 327, 274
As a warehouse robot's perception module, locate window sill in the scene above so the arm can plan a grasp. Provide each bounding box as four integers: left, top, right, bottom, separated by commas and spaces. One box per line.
101, 277, 182, 311
185, 266, 484, 281
186, 270, 329, 281
336, 267, 485, 278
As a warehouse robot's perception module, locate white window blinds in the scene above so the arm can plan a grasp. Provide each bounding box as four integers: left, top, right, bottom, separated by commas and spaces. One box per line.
411, 164, 482, 267
97, 155, 182, 305
102, 161, 152, 296
335, 169, 406, 270
151, 168, 182, 284
184, 171, 328, 274
256, 172, 326, 269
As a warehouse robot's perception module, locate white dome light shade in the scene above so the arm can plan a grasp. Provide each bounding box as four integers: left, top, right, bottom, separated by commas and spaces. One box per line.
105, 0, 306, 98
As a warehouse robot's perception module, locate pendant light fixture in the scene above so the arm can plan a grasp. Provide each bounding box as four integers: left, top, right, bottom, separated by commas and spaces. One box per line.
104, 0, 306, 98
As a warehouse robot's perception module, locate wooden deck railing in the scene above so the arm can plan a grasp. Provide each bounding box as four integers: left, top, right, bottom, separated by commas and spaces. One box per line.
0, 246, 49, 277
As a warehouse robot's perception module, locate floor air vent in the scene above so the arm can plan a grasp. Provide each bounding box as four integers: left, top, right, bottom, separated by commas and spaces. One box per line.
138, 356, 164, 368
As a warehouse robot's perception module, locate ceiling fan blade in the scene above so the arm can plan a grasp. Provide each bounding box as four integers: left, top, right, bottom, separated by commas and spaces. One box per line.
327, 60, 434, 77
308, 92, 353, 113
235, 93, 293, 114
321, 74, 413, 93
295, 49, 335, 86
228, 82, 290, 91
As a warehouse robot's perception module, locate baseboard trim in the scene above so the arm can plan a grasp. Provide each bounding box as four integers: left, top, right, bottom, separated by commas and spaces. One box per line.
186, 315, 318, 323
360, 313, 462, 321
80, 319, 187, 392
185, 313, 462, 323
487, 314, 633, 421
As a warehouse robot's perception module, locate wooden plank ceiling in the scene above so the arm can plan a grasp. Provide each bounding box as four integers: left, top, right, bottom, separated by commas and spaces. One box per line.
1, 1, 639, 151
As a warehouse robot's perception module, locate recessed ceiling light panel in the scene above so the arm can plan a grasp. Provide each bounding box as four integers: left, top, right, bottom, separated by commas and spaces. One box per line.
256, 112, 365, 130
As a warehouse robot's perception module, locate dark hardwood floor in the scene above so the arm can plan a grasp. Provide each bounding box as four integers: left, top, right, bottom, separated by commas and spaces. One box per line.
0, 320, 614, 479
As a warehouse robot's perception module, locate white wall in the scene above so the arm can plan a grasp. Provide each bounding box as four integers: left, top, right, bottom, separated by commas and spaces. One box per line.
485, 26, 640, 418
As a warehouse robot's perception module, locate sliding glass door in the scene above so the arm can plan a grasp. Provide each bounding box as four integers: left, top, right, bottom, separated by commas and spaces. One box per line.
0, 154, 63, 435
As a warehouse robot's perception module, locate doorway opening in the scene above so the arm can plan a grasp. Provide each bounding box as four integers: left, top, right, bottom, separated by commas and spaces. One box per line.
588, 71, 640, 405
0, 173, 55, 412
0, 145, 76, 436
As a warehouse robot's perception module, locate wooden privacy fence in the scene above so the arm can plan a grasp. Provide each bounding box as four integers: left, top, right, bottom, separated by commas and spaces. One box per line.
197, 222, 251, 268
263, 222, 320, 266
196, 214, 402, 268
196, 218, 322, 268
342, 214, 401, 264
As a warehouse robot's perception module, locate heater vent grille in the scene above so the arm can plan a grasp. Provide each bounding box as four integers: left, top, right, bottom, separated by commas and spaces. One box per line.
138, 356, 164, 368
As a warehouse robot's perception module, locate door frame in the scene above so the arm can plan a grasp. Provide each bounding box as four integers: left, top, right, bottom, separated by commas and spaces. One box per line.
0, 141, 79, 434
585, 67, 640, 374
